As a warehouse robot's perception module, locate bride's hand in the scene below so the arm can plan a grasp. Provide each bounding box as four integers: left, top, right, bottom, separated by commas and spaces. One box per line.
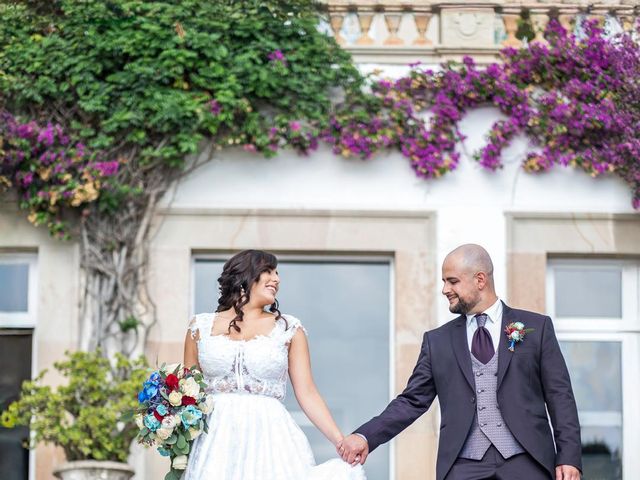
339, 434, 369, 465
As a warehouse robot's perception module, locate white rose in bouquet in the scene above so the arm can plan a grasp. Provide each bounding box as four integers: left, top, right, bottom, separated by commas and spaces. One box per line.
156, 427, 173, 441
188, 426, 202, 439
180, 377, 201, 397
135, 414, 145, 429
168, 391, 183, 406
198, 395, 215, 415
161, 415, 178, 430
172, 455, 189, 470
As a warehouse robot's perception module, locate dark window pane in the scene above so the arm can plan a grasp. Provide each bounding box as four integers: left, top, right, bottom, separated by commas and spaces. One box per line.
0, 330, 32, 480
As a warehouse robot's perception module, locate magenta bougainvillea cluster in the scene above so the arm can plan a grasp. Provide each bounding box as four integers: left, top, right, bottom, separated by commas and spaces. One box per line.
0, 112, 119, 236
324, 19, 640, 209
2, 17, 639, 238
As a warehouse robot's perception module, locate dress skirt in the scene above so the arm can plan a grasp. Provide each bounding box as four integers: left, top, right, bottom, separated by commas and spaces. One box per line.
184, 393, 366, 480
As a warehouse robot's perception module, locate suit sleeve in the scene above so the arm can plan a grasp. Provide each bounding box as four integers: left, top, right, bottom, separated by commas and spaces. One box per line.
354, 331, 437, 452
539, 316, 582, 471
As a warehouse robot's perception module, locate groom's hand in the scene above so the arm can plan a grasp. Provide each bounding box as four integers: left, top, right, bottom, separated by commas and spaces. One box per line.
555, 465, 580, 480
338, 434, 369, 465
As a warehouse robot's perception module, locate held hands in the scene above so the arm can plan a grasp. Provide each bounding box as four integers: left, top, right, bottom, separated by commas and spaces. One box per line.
556, 465, 581, 480
336, 434, 369, 466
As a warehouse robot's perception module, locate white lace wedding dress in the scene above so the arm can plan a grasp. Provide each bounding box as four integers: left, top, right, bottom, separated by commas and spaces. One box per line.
184, 312, 366, 480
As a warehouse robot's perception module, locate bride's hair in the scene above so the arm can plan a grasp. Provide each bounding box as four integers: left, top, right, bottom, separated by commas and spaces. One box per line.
216, 249, 285, 333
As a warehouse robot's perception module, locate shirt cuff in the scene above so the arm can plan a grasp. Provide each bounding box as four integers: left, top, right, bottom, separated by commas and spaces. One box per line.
355, 433, 368, 445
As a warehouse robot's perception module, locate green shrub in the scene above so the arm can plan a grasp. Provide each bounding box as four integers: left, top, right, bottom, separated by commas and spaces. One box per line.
1, 350, 148, 462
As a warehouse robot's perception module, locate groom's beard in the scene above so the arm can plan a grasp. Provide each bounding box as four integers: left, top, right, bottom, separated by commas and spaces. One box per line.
449, 295, 478, 315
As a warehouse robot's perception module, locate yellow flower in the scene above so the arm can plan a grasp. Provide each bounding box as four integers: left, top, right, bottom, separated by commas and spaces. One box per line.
0, 409, 16, 428
38, 167, 52, 181
70, 182, 99, 206
70, 193, 83, 207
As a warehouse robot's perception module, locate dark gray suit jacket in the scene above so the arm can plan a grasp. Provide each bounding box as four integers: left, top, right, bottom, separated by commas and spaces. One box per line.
355, 303, 582, 480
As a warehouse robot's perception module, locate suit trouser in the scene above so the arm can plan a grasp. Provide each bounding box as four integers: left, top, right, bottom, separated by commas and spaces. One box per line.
445, 445, 552, 480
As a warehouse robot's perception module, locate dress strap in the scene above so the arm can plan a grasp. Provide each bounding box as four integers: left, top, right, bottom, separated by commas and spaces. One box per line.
281, 314, 307, 343
188, 312, 215, 341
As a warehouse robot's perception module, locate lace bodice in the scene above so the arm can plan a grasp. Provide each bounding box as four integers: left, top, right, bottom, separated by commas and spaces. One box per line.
189, 313, 305, 401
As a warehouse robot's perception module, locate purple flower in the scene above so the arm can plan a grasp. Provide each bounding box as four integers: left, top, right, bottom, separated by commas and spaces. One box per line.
17, 123, 35, 139
19, 172, 34, 187
209, 100, 222, 116
93, 161, 119, 177
37, 124, 55, 146
268, 50, 287, 65
289, 121, 301, 132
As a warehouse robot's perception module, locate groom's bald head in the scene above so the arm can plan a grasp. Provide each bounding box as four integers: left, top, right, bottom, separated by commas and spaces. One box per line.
441, 244, 497, 314
445, 244, 494, 284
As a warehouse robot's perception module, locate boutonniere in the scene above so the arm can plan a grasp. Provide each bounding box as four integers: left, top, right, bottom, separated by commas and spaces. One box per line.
504, 322, 535, 351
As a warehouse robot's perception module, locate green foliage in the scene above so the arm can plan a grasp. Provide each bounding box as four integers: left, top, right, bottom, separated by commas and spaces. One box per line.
0, 0, 360, 190
0, 0, 361, 235
1, 350, 149, 462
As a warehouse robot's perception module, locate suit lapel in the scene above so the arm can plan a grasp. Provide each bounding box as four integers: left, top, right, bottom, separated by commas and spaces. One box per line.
451, 315, 475, 391
497, 301, 515, 389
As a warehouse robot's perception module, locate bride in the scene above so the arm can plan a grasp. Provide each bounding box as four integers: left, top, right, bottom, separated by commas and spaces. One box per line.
183, 249, 366, 480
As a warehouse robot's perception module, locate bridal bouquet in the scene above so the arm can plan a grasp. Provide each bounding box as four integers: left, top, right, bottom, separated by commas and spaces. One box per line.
135, 364, 214, 480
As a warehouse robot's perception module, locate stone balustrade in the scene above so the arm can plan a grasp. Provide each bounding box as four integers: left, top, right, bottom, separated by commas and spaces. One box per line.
321, 1, 640, 64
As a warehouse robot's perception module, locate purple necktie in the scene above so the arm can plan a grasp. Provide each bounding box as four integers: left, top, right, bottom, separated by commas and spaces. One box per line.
471, 313, 494, 364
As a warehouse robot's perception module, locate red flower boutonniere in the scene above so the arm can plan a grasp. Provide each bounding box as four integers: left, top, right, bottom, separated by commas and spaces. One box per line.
504, 322, 535, 351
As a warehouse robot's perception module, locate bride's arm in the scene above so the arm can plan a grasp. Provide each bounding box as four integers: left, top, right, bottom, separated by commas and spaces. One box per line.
288, 329, 343, 446
183, 330, 200, 370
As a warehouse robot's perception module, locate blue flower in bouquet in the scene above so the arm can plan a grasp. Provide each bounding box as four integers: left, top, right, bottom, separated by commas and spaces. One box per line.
155, 404, 168, 417
144, 414, 161, 432
149, 371, 161, 383
157, 446, 171, 457
180, 404, 203, 428
138, 379, 160, 403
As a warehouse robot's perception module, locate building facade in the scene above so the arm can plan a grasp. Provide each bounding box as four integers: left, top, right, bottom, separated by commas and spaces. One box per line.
1, 2, 639, 479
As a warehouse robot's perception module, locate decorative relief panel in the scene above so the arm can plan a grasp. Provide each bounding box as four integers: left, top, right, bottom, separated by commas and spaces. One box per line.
441, 8, 497, 48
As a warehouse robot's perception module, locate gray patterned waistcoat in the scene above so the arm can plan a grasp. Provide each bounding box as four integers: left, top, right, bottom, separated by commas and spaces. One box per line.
458, 349, 525, 460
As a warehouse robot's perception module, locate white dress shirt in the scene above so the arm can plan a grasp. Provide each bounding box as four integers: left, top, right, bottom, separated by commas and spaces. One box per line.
465, 298, 502, 353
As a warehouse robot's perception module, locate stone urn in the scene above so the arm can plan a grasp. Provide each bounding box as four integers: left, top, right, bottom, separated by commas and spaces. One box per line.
53, 461, 135, 480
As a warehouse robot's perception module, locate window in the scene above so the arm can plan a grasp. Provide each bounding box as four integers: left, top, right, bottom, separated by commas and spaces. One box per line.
193, 255, 393, 480
0, 254, 37, 328
547, 259, 640, 480
0, 330, 33, 480
0, 253, 37, 480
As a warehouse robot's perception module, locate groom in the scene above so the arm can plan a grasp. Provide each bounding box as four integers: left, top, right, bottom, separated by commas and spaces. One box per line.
339, 244, 582, 479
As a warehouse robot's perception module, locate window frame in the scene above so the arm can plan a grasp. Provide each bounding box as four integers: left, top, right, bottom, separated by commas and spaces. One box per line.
548, 258, 640, 478
546, 258, 638, 332
0, 253, 38, 329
